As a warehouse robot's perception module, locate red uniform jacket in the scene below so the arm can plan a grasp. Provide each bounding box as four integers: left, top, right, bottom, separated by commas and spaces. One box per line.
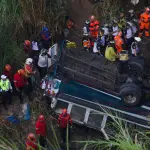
14, 72, 27, 88
35, 119, 47, 136
89, 20, 100, 38
140, 12, 150, 23
3, 71, 13, 82
58, 113, 72, 128
26, 140, 37, 150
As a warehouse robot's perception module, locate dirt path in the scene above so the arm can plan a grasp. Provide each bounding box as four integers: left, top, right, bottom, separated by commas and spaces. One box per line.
68, 0, 93, 45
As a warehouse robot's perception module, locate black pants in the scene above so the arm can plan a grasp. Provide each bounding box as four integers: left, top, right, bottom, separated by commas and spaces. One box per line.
118, 61, 128, 74
27, 77, 33, 93
17, 86, 32, 104
38, 67, 47, 79
60, 127, 71, 143
126, 38, 134, 50
2, 91, 12, 109
39, 136, 46, 147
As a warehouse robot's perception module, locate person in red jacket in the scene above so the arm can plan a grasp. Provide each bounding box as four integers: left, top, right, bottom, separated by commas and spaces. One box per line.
3, 64, 13, 82
24, 40, 31, 56
14, 69, 31, 104
26, 133, 38, 150
35, 115, 47, 147
58, 109, 72, 143
89, 15, 100, 39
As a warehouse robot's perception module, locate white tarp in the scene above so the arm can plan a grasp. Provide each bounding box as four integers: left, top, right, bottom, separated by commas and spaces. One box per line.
131, 0, 139, 5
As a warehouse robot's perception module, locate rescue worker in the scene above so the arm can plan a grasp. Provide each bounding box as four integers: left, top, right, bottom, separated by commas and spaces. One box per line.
83, 20, 90, 36
114, 31, 124, 53
38, 49, 51, 79
26, 133, 38, 150
131, 37, 141, 56
82, 35, 91, 52
118, 46, 129, 74
58, 109, 72, 143
118, 11, 126, 30
105, 41, 117, 62
35, 115, 47, 147
0, 75, 12, 109
127, 10, 135, 21
96, 29, 106, 55
139, 7, 150, 37
40, 27, 51, 49
124, 22, 134, 50
66, 16, 74, 29
14, 69, 31, 104
89, 15, 100, 39
3, 64, 13, 82
24, 58, 35, 94
24, 40, 31, 56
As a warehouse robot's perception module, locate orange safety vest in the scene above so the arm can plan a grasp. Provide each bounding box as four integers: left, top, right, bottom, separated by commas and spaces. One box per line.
89, 20, 100, 38
140, 12, 150, 23
83, 39, 91, 48
114, 36, 124, 53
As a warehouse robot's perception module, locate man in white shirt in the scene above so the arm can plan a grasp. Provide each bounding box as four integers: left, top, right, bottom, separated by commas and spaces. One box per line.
38, 49, 51, 79
124, 22, 134, 50
112, 20, 119, 38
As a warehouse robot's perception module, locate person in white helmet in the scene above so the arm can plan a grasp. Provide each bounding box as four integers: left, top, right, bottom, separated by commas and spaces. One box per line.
131, 37, 141, 56
24, 58, 36, 95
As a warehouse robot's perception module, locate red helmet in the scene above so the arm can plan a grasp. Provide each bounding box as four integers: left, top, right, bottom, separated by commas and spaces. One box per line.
62, 109, 67, 115
38, 115, 45, 122
27, 133, 36, 141
24, 40, 31, 46
5, 64, 12, 72
18, 69, 25, 76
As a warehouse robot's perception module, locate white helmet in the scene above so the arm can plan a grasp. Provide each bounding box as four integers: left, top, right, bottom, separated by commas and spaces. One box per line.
25, 58, 33, 65
134, 37, 141, 42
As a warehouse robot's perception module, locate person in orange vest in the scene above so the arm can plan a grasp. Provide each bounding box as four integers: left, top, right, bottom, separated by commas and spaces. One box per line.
65, 16, 74, 29
58, 109, 72, 143
35, 115, 47, 147
89, 15, 100, 39
25, 133, 38, 150
139, 7, 150, 37
82, 35, 91, 52
114, 31, 124, 53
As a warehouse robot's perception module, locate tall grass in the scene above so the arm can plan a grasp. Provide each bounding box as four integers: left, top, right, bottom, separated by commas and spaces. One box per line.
0, 0, 68, 74
77, 116, 149, 150
94, 0, 121, 23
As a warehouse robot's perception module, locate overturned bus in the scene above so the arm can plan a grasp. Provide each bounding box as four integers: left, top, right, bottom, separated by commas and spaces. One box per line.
42, 39, 150, 137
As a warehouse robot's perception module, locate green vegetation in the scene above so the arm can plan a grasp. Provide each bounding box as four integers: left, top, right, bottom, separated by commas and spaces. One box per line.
0, 0, 68, 74
94, 0, 121, 23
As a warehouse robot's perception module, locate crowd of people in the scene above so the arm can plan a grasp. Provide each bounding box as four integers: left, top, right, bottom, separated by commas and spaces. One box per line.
1, 6, 150, 150
0, 26, 53, 110
82, 7, 150, 73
